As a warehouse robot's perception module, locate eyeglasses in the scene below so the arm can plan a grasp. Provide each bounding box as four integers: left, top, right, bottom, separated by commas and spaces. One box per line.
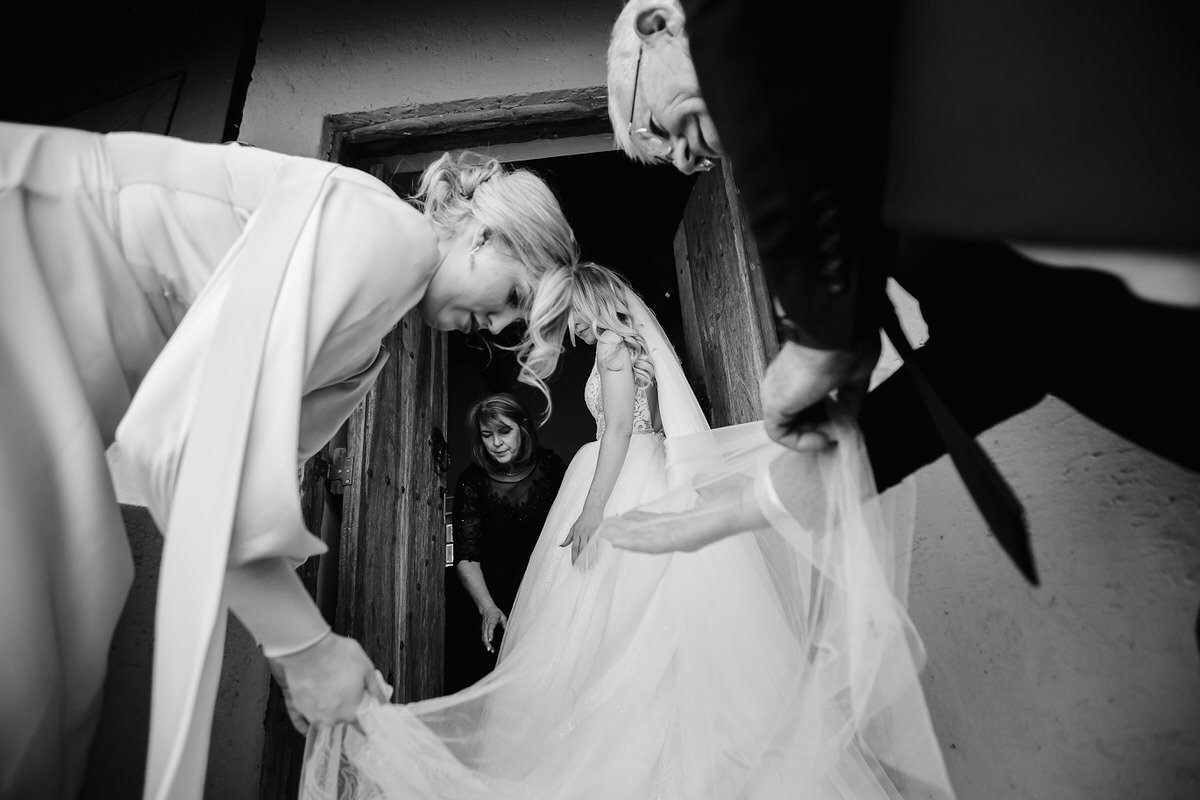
627, 45, 714, 173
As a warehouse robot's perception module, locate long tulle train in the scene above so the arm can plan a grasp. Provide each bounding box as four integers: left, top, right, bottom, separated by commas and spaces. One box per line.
300, 421, 955, 800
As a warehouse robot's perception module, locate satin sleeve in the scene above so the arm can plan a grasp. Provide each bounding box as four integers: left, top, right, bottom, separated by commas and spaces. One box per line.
116, 168, 436, 567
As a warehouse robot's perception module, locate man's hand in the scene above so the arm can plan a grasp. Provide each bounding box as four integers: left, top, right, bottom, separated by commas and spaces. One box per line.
761, 336, 880, 451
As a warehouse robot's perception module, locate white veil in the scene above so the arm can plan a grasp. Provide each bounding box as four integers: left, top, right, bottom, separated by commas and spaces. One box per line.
614, 285, 953, 796
299, 287, 955, 799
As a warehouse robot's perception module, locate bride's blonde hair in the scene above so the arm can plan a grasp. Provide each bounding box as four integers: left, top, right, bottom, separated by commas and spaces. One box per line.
516, 262, 654, 422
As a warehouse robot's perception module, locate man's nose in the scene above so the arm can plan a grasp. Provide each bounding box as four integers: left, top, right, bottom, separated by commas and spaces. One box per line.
671, 137, 699, 175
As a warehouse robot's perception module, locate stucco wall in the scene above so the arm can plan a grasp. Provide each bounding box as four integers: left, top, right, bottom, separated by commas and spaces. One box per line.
82, 507, 270, 800
241, 2, 1200, 797
241, 0, 614, 156
885, 284, 1200, 797
909, 405, 1200, 797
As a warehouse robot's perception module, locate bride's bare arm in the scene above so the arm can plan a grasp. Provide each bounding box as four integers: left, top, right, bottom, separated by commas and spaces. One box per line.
563, 331, 636, 566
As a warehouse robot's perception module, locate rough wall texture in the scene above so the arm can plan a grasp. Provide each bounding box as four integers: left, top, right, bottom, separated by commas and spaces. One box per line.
241, 0, 614, 156
890, 287, 1200, 798
83, 507, 269, 800
239, 2, 1200, 796
910, 410, 1200, 797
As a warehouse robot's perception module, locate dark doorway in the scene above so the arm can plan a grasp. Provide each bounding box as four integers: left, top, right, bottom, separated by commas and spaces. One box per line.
420, 148, 697, 691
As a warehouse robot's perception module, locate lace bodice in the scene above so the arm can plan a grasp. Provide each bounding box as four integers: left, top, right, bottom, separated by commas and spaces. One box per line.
584, 359, 660, 440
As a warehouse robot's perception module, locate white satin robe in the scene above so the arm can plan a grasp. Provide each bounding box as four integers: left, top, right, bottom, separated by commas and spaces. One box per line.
0, 121, 429, 800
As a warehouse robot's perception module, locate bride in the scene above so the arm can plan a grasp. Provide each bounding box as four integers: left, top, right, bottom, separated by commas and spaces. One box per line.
302, 262, 955, 799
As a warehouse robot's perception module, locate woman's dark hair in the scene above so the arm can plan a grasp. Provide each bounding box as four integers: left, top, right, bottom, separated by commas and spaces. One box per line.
465, 392, 539, 472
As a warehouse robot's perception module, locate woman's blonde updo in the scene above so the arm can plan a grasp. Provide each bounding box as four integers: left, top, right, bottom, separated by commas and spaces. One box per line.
516, 261, 654, 421
411, 151, 579, 307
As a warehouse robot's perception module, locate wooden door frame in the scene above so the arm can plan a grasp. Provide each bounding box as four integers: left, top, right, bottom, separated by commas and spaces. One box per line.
321, 86, 612, 166
673, 159, 779, 426
260, 87, 615, 800
320, 83, 613, 689
261, 85, 779, 797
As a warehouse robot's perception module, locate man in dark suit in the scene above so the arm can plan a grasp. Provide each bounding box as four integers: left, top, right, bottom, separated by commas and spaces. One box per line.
604, 0, 1200, 570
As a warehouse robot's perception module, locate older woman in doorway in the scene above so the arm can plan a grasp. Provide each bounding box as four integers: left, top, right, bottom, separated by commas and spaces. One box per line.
0, 120, 577, 800
451, 393, 566, 686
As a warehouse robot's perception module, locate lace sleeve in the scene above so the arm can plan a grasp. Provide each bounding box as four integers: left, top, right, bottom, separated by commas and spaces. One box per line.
452, 467, 487, 564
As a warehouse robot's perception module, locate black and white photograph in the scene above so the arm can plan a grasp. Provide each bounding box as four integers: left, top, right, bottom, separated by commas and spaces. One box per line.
2, 2, 1198, 799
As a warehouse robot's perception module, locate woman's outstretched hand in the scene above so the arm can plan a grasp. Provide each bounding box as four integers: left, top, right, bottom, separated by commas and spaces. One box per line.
480, 606, 508, 654
268, 632, 389, 735
560, 509, 603, 569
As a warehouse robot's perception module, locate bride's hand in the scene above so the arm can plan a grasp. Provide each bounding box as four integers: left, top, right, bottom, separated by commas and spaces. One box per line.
268, 632, 389, 735
561, 510, 603, 567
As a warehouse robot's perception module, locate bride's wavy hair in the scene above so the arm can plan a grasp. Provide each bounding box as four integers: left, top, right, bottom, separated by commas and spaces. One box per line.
516, 261, 654, 422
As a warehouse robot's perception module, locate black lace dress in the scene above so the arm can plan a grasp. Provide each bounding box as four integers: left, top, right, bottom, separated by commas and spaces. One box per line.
447, 447, 566, 687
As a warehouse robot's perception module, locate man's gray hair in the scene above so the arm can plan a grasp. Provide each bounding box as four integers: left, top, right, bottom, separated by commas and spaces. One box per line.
606, 0, 671, 163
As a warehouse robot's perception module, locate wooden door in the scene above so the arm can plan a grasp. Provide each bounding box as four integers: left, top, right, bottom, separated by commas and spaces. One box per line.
673, 161, 779, 426
337, 310, 449, 702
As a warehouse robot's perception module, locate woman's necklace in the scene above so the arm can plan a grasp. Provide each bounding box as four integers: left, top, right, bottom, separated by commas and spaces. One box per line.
490, 461, 532, 482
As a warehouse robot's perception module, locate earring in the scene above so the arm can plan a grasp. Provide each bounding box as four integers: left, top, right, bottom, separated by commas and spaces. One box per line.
469, 243, 481, 269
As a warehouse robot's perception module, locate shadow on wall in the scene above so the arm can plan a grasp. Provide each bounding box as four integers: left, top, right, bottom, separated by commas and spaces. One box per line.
81, 506, 270, 800
905, 403, 1200, 799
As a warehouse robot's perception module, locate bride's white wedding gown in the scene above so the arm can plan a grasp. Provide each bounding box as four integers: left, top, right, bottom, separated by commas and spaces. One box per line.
303, 292, 955, 800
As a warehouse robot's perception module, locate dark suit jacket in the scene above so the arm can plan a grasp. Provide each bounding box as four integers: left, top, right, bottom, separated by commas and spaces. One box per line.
681, 0, 1200, 350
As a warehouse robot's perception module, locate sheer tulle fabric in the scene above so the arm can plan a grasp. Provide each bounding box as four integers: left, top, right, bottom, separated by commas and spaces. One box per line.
301, 290, 954, 799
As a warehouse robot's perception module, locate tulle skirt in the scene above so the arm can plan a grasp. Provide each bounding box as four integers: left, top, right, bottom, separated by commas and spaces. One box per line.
302, 424, 954, 799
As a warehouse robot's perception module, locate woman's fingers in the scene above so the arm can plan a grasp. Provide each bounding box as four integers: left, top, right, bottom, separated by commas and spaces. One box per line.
280, 685, 310, 735
367, 669, 393, 704
576, 536, 601, 571
272, 634, 377, 726
482, 608, 506, 652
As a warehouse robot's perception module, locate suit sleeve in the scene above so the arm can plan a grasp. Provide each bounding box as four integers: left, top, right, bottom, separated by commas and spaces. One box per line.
680, 0, 896, 350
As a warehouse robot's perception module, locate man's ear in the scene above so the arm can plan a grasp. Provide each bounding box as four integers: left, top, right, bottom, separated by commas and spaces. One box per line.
635, 4, 682, 42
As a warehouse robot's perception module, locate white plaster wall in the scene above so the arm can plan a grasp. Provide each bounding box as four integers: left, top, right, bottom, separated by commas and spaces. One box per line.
889, 286, 1200, 798
241, 3, 1200, 796
242, 0, 614, 156
910, 415, 1200, 798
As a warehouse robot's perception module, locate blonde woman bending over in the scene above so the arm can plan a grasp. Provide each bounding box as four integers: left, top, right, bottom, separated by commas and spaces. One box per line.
0, 120, 577, 800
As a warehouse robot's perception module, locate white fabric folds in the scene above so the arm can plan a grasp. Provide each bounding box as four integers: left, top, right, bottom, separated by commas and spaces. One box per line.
300, 289, 954, 799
